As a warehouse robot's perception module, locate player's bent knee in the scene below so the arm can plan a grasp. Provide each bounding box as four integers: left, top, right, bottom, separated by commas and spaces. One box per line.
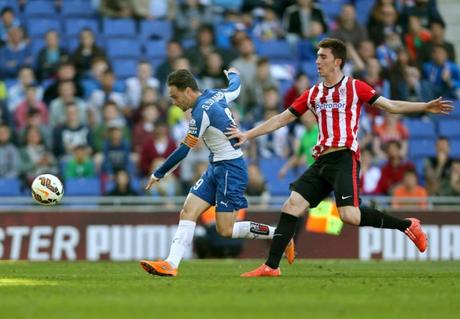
338, 206, 360, 225
216, 223, 233, 238
180, 208, 198, 221
282, 193, 309, 217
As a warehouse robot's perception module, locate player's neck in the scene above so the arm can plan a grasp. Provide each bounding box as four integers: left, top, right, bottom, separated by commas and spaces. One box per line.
323, 70, 344, 88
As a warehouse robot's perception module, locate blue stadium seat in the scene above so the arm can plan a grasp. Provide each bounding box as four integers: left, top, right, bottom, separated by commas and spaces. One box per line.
438, 119, 460, 139
0, 178, 22, 196
212, 0, 243, 10
255, 40, 293, 61
259, 157, 302, 196
103, 18, 136, 37
112, 59, 138, 80
408, 139, 437, 159
450, 100, 460, 118
449, 140, 460, 158
105, 177, 142, 194
300, 61, 319, 83
27, 19, 61, 37
64, 18, 99, 37
145, 40, 167, 59
65, 178, 101, 196
354, 0, 376, 25
61, 1, 96, 18
0, 1, 19, 12
140, 19, 172, 40
23, 1, 57, 17
298, 40, 317, 61
30, 38, 45, 56
106, 38, 141, 59
403, 118, 436, 139
317, 0, 350, 22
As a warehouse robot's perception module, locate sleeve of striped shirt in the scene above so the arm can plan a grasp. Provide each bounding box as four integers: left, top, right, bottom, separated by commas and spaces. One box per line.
355, 80, 380, 105
288, 89, 310, 117
222, 72, 241, 104
152, 109, 210, 179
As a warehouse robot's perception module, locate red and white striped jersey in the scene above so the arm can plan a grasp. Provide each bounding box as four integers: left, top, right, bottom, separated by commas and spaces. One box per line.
289, 76, 380, 160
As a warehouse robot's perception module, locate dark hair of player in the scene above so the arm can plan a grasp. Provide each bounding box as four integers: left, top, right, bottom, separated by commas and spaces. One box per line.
318, 38, 347, 69
167, 69, 200, 92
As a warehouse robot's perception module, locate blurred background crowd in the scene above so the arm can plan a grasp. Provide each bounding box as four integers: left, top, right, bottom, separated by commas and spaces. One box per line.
0, 0, 459, 207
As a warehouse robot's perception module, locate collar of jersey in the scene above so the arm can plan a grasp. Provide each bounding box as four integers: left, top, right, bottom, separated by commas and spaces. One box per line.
323, 75, 345, 89
192, 90, 206, 111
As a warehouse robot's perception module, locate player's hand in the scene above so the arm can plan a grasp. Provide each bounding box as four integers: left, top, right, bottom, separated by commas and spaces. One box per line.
145, 176, 159, 190
224, 67, 240, 77
426, 97, 454, 115
225, 125, 247, 147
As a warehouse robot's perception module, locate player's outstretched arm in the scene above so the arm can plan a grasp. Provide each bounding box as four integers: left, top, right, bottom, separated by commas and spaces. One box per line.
223, 67, 241, 104
226, 109, 297, 146
374, 96, 454, 115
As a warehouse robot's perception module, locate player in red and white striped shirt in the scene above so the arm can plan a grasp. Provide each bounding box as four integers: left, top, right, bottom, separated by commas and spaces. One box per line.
227, 38, 453, 277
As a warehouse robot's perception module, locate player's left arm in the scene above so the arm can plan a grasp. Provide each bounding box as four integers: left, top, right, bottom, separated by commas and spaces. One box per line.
222, 67, 241, 104
355, 79, 454, 115
146, 111, 210, 190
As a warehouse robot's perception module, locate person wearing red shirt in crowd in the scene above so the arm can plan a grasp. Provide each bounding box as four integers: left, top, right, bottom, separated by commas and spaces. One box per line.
376, 140, 415, 195
373, 112, 409, 160
283, 72, 310, 109
228, 38, 452, 277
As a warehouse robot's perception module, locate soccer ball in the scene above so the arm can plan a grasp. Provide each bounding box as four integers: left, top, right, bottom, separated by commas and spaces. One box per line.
31, 174, 64, 206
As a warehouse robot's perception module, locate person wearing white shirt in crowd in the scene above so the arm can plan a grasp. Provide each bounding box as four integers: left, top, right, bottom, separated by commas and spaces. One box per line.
125, 60, 159, 109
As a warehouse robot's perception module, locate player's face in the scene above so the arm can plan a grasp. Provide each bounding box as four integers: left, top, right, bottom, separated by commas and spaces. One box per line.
168, 85, 191, 111
316, 48, 340, 77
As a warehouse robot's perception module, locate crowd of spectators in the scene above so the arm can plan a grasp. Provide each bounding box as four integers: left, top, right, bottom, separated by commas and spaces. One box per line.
0, 0, 459, 205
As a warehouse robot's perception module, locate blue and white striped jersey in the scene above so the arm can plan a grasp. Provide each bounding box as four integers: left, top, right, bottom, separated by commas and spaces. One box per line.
153, 71, 242, 179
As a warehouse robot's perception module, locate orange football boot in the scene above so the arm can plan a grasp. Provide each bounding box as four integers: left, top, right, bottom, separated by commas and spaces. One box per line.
140, 260, 178, 277
240, 264, 281, 277
285, 238, 295, 264
404, 218, 428, 253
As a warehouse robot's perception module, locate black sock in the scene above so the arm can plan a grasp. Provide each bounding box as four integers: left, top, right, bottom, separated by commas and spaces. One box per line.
359, 206, 411, 231
265, 213, 298, 269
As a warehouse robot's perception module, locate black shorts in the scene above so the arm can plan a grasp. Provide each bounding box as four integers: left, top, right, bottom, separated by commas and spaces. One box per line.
290, 150, 360, 208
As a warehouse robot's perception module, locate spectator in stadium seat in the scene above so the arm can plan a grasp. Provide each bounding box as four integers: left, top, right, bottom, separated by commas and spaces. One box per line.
156, 40, 184, 89
399, 0, 444, 33
359, 149, 381, 195
375, 140, 415, 195
373, 112, 409, 160
404, 16, 431, 62
179, 141, 209, 192
367, 2, 401, 47
331, 4, 368, 49
88, 69, 126, 125
20, 126, 58, 184
175, 0, 213, 41
278, 111, 318, 179
392, 168, 428, 208
439, 159, 460, 196
0, 26, 32, 79
376, 31, 403, 69
253, 108, 290, 160
148, 157, 178, 197
282, 0, 328, 39
359, 58, 390, 98
7, 66, 43, 112
246, 163, 270, 201
107, 169, 138, 196
52, 103, 93, 159
422, 45, 460, 99
99, 0, 149, 19
49, 80, 88, 127
101, 119, 132, 176
0, 123, 20, 178
198, 51, 228, 91
252, 6, 284, 41
132, 103, 160, 155
395, 66, 433, 102
418, 21, 456, 65
140, 121, 176, 177
92, 101, 130, 153
230, 36, 259, 110
43, 62, 84, 105
36, 30, 69, 81
19, 108, 52, 150
14, 85, 48, 130
71, 28, 107, 78
388, 48, 417, 99
0, 7, 21, 44
125, 60, 159, 114
247, 57, 279, 112
283, 72, 310, 109
424, 136, 453, 195
185, 24, 235, 76
63, 143, 95, 179
346, 40, 376, 76
0, 100, 12, 128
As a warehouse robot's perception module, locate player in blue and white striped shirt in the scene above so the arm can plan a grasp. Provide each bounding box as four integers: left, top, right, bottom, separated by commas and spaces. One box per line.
140, 68, 294, 277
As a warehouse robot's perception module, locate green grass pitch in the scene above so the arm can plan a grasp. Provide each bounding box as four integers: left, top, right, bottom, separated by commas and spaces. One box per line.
0, 260, 459, 319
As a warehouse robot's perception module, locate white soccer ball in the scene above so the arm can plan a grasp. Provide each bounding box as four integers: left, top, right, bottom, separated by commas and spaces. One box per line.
31, 174, 64, 206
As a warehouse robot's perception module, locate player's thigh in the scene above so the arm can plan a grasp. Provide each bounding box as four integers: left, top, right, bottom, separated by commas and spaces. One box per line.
214, 158, 248, 213
181, 192, 212, 221
189, 164, 217, 207
331, 151, 360, 208
289, 162, 333, 210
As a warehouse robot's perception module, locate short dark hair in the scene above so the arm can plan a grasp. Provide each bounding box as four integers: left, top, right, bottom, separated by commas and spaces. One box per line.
167, 69, 199, 91
318, 38, 347, 69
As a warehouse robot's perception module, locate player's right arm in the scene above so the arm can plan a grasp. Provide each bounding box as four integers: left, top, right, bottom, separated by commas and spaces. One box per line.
226, 89, 310, 146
